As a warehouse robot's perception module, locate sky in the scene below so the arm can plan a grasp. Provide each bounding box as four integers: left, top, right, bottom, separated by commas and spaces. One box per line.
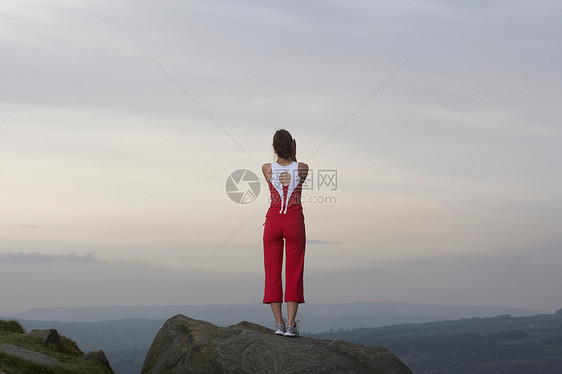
1, 0, 561, 317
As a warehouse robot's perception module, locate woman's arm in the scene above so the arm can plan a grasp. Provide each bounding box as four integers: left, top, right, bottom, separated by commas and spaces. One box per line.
298, 162, 309, 181
262, 163, 272, 182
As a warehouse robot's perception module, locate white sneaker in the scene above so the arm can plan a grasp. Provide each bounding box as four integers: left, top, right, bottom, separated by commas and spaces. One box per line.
284, 321, 299, 337
274, 323, 286, 335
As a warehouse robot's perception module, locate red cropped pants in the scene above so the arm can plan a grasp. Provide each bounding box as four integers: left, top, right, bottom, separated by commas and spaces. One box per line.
263, 217, 306, 304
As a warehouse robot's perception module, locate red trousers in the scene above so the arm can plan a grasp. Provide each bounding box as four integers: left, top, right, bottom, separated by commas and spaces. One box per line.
263, 217, 306, 303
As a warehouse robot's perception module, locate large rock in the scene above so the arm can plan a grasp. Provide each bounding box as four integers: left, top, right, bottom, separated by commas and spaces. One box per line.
142, 314, 413, 374
83, 350, 114, 373
0, 344, 60, 365
28, 329, 61, 345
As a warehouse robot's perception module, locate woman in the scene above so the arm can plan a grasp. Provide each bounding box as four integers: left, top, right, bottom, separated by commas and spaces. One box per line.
262, 129, 309, 337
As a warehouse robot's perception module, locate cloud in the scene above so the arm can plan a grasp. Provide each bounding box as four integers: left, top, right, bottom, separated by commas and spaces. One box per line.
0, 252, 103, 265
0, 0, 560, 317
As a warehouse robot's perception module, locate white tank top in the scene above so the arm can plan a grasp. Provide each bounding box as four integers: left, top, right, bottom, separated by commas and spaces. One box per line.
269, 161, 301, 215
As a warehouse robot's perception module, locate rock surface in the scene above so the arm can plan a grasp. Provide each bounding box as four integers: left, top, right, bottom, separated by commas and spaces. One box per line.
0, 343, 60, 365
28, 329, 61, 345
83, 350, 113, 372
142, 314, 413, 374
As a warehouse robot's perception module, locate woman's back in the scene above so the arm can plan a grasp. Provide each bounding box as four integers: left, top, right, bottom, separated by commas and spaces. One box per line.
265, 161, 306, 219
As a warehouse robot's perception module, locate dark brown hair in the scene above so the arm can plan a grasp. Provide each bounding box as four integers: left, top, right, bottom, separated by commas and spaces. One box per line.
273, 129, 295, 161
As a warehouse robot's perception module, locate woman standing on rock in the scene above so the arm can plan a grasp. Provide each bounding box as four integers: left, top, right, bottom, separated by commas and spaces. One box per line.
262, 129, 308, 337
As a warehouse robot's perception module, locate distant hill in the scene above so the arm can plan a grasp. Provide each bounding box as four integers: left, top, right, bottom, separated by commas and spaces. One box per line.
307, 310, 562, 374
8, 301, 547, 331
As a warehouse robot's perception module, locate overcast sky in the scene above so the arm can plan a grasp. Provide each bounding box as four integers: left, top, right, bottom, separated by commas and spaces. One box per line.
1, 0, 561, 317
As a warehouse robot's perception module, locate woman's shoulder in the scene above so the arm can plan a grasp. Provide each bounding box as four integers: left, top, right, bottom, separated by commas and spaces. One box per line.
297, 162, 309, 172
297, 162, 309, 180
262, 163, 272, 181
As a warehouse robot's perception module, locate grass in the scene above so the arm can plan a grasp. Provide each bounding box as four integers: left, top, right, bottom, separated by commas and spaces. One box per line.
0, 351, 110, 374
0, 320, 112, 374
0, 320, 25, 334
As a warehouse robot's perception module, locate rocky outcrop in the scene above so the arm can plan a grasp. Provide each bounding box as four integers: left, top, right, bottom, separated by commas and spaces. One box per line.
0, 344, 60, 365
28, 329, 61, 345
0, 320, 114, 374
142, 314, 413, 374
83, 350, 113, 371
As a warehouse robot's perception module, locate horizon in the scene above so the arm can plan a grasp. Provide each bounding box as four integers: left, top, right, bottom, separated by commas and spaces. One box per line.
4, 300, 554, 324
1, 1, 561, 316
